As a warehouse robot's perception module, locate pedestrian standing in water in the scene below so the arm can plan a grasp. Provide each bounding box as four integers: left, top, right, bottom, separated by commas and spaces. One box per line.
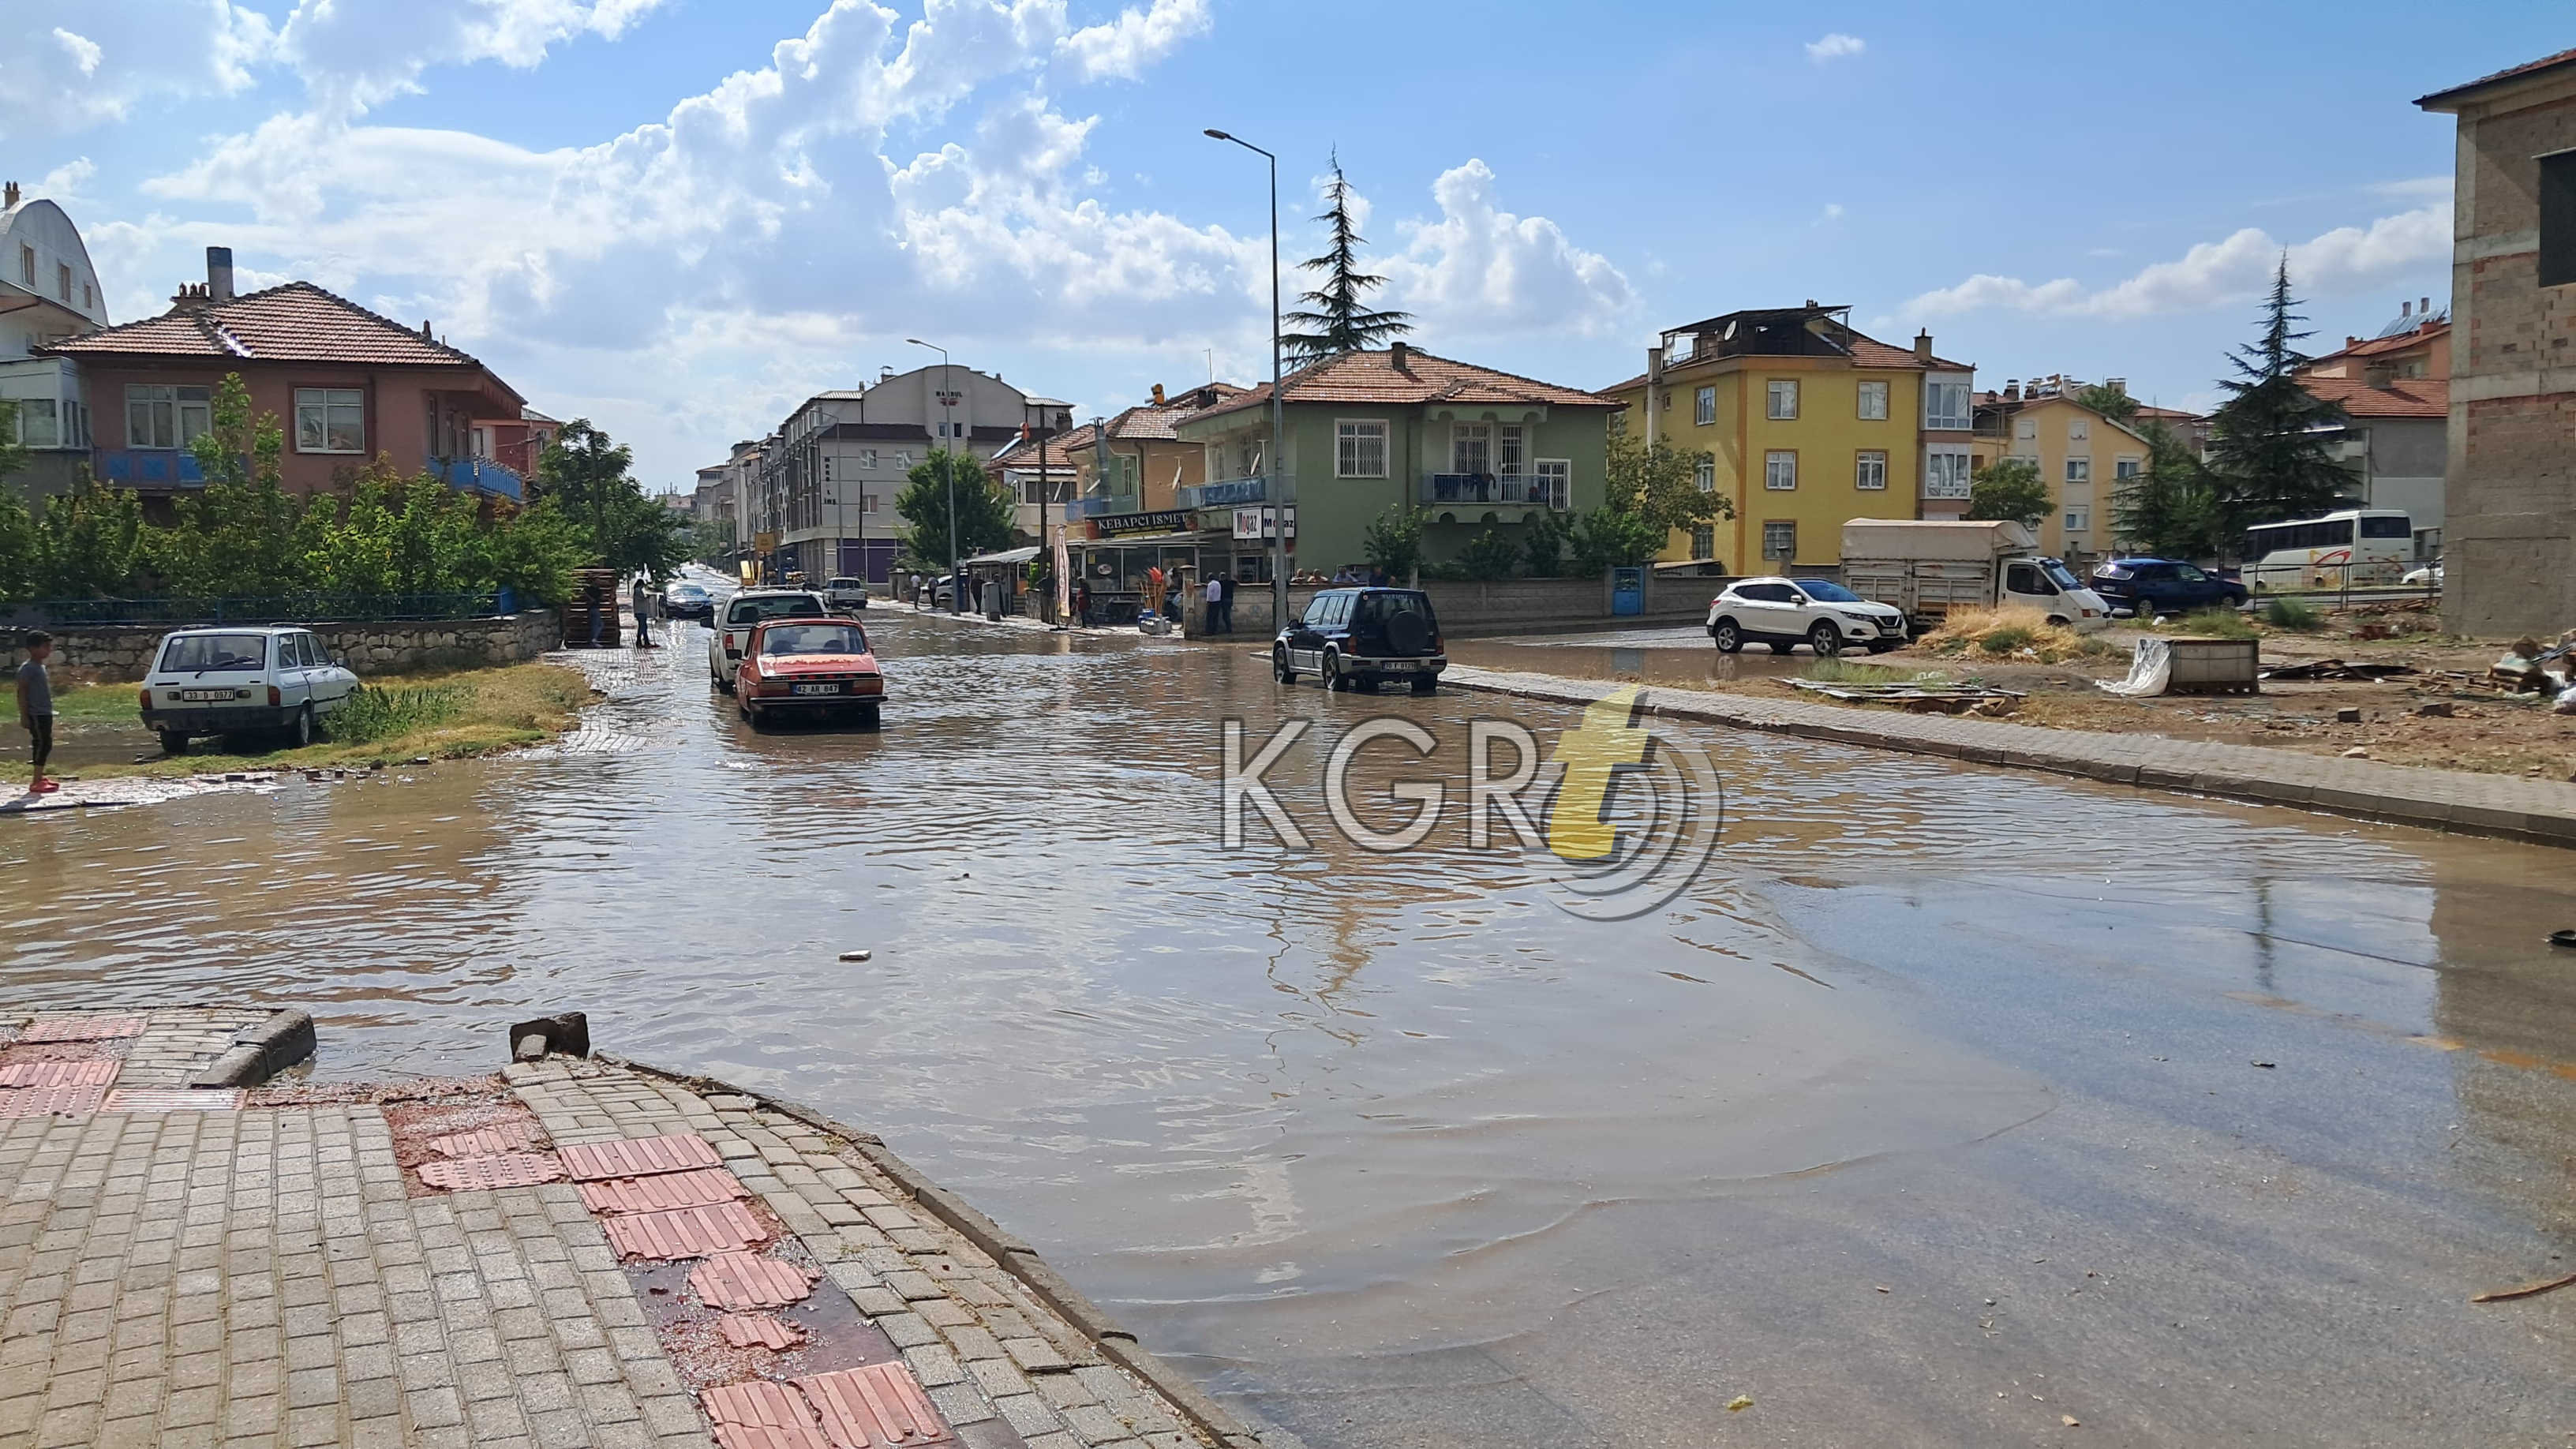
17, 631, 57, 796
585, 581, 605, 646
631, 572, 657, 649
1204, 571, 1226, 635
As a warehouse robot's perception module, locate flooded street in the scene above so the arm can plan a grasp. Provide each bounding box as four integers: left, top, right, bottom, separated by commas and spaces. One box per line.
7, 612, 2576, 1446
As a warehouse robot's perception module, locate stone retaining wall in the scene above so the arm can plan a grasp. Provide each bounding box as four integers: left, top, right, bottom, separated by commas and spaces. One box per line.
28, 612, 564, 682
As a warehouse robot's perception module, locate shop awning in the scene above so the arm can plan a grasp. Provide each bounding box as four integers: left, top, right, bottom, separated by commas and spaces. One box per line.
961, 546, 1042, 566
1074, 531, 1227, 549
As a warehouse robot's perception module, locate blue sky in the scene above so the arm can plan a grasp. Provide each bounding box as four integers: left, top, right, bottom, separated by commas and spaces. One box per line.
4, 1, 2563, 485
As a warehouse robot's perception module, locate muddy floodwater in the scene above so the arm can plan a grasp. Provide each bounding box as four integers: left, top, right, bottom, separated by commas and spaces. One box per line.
8, 612, 2576, 1446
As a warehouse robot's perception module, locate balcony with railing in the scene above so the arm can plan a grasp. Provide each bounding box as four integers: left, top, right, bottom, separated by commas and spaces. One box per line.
431, 455, 526, 502
97, 450, 207, 489
1174, 474, 1282, 511
1417, 472, 1569, 510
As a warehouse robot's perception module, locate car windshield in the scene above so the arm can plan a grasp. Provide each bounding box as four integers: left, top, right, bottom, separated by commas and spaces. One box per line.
2042, 560, 2084, 590
827, 578, 863, 590
759, 623, 868, 656
1794, 580, 1862, 603
670, 584, 707, 597
159, 634, 268, 673
728, 594, 825, 625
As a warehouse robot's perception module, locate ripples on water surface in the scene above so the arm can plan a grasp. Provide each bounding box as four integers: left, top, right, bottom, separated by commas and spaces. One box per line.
7, 614, 2567, 1439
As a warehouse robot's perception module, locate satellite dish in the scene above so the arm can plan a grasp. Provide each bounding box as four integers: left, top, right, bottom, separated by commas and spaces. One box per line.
1722, 320, 1739, 341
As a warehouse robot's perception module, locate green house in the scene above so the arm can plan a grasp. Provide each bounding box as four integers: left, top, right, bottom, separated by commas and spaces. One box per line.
1170, 344, 1621, 575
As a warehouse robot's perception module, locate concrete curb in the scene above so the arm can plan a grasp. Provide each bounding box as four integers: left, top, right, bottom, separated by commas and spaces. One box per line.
599, 1054, 1269, 1449
1445, 668, 2576, 851
189, 1008, 316, 1088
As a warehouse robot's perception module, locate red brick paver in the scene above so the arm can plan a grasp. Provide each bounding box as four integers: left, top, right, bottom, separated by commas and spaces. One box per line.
560, 1130, 725, 1180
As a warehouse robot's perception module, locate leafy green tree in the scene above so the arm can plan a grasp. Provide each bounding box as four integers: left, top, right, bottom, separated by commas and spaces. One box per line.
893, 448, 1014, 568
155, 374, 309, 597
32, 473, 146, 598
2204, 256, 2354, 535
1455, 528, 1520, 581
1966, 459, 2053, 530
0, 409, 32, 603
2071, 383, 2140, 425
1360, 503, 1424, 580
1603, 432, 1729, 540
1279, 151, 1413, 366
476, 500, 590, 605
2111, 421, 2226, 559
1568, 506, 1667, 572
531, 418, 686, 575
1522, 508, 1576, 577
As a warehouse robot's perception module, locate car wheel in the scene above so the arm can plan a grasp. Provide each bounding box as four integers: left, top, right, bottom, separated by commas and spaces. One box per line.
1273, 646, 1296, 684
1710, 619, 1743, 653
286, 703, 315, 748
159, 730, 189, 757
1767, 642, 1793, 656
1865, 642, 1896, 655
856, 704, 882, 732
2046, 616, 2069, 629
716, 672, 736, 695
1807, 623, 1843, 657
1410, 676, 1437, 695
1325, 653, 1350, 692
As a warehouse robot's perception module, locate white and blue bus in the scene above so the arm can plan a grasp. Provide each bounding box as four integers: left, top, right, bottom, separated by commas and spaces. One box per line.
2238, 509, 2413, 592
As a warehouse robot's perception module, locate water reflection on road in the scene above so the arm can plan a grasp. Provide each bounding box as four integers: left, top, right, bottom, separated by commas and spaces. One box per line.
6, 611, 2575, 1446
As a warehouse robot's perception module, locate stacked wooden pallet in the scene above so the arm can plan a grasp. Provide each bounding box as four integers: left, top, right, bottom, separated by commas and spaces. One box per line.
562, 567, 623, 647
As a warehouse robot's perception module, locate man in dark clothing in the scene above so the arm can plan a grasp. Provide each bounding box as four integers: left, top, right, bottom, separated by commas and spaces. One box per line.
17, 631, 56, 796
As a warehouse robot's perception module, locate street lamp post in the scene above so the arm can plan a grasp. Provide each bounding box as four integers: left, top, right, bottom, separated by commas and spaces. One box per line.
907, 338, 960, 612
1204, 128, 1289, 635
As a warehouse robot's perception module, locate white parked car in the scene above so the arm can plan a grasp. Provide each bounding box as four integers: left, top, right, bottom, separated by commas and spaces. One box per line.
1707, 577, 1910, 657
2401, 563, 2443, 587
706, 589, 829, 691
137, 625, 359, 754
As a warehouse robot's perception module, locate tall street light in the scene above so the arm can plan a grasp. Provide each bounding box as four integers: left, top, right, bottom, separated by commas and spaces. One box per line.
1204, 128, 1289, 634
907, 337, 960, 613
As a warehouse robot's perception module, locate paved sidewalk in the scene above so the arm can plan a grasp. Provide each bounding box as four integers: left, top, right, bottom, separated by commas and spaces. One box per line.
1446, 664, 2576, 848
0, 1008, 1244, 1449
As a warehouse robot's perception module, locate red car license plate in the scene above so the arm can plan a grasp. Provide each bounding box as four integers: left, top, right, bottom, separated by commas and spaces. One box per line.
792, 683, 841, 696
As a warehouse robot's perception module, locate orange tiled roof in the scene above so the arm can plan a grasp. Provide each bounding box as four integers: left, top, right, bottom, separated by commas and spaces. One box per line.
41, 281, 500, 375
2310, 320, 2448, 367
988, 421, 1095, 474
1599, 333, 1966, 395
1193, 348, 1621, 424
2419, 47, 2576, 107
2301, 374, 2448, 419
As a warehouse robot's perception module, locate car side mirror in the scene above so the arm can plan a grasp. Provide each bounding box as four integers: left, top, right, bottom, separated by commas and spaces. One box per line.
334, 653, 350, 669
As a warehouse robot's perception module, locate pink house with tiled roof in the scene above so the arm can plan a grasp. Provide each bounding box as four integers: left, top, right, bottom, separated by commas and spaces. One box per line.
39, 248, 529, 502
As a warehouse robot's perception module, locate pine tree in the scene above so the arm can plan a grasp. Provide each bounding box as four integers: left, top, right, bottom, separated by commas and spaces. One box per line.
1279, 152, 1413, 365
2203, 256, 2353, 541
2111, 421, 2225, 560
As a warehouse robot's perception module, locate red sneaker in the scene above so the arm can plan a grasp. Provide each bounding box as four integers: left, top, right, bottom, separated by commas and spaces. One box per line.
32, 778, 60, 794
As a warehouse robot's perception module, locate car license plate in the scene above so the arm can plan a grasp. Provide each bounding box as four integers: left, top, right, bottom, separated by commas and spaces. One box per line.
792, 683, 841, 696
179, 689, 234, 702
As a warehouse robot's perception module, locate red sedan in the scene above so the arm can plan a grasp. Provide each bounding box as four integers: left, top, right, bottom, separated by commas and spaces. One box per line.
732, 617, 885, 729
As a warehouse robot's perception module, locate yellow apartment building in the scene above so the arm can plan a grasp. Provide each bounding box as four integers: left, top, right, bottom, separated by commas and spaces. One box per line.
1968, 379, 2154, 559
1603, 305, 1975, 571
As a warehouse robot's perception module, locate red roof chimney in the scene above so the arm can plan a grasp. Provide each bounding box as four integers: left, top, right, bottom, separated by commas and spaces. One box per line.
1390, 341, 1411, 372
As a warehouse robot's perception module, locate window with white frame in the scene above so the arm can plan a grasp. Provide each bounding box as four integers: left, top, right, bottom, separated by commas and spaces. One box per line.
1923, 448, 1971, 500
294, 388, 363, 454
2065, 507, 2090, 533
2068, 418, 2089, 441
1857, 380, 1888, 420
1762, 520, 1798, 560
1694, 458, 1716, 492
2065, 457, 2091, 485
126, 384, 214, 451
1855, 450, 1887, 490
1335, 418, 1388, 478
1498, 423, 1524, 474
894, 450, 914, 468
1925, 377, 1973, 430
1766, 379, 1799, 420
1451, 421, 1492, 474
2015, 417, 2037, 440
55, 263, 70, 303
1764, 450, 1797, 490
859, 448, 878, 469
1536, 459, 1571, 509
1694, 386, 1716, 426
2114, 455, 2142, 481
1690, 525, 1715, 560
9, 399, 58, 448
14, 245, 29, 286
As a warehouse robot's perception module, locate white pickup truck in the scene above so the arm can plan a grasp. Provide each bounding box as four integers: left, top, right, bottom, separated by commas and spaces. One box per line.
1840, 519, 2110, 632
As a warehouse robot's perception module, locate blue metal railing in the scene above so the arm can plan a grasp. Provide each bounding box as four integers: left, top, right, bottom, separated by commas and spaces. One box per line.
14, 593, 507, 626
431, 456, 526, 501
97, 450, 207, 488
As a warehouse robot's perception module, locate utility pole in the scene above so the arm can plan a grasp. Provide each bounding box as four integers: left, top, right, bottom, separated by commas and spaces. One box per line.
1205, 128, 1289, 631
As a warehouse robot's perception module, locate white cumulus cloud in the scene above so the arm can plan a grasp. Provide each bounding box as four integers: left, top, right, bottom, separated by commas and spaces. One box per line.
1054, 0, 1211, 83
1896, 197, 2452, 322
1807, 32, 1864, 63
1380, 159, 1634, 339
0, 2, 275, 140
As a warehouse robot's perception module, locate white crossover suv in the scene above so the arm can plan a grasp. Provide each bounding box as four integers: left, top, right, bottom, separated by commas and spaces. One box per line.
137, 625, 360, 753
1706, 576, 1910, 657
